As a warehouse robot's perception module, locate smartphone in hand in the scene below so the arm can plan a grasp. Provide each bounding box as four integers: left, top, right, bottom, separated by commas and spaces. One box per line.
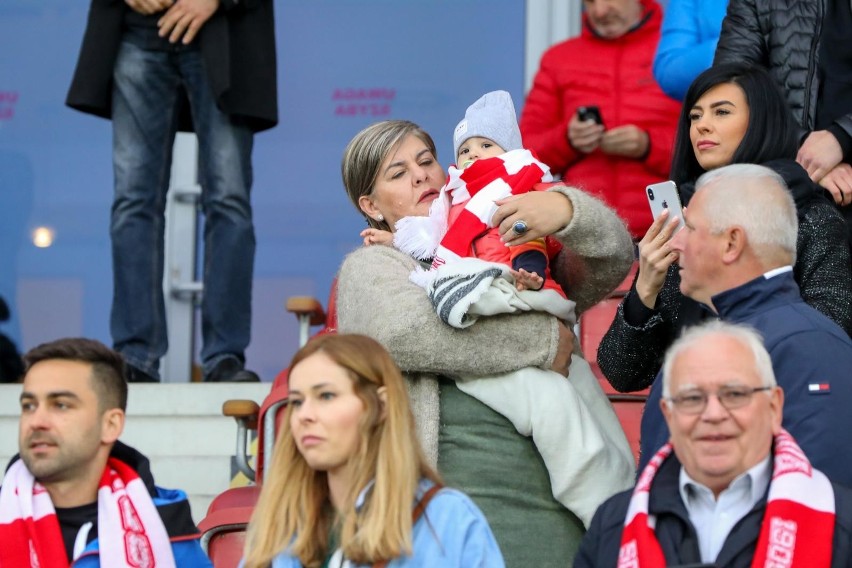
646, 181, 684, 230
577, 105, 604, 126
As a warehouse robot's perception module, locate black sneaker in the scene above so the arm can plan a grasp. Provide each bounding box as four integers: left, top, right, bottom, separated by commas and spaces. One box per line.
125, 363, 158, 383
205, 358, 260, 383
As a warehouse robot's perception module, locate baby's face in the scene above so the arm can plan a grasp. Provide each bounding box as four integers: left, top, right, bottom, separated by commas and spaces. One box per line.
456, 137, 506, 168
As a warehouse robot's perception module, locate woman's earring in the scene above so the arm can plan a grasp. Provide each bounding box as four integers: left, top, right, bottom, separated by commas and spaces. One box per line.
377, 214, 384, 222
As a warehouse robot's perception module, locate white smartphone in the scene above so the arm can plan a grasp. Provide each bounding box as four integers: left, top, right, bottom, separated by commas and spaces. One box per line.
646, 181, 684, 231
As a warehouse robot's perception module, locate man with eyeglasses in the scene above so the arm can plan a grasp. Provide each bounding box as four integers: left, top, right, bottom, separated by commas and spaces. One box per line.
636, 163, 852, 489
576, 320, 852, 567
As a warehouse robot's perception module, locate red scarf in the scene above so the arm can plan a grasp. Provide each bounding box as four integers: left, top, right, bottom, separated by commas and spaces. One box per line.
0, 457, 176, 567
431, 149, 553, 269
619, 429, 835, 567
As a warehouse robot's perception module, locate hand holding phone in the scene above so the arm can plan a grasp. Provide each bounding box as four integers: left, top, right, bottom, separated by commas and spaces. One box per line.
646, 181, 684, 230
570, 106, 605, 153
637, 181, 684, 309
577, 105, 604, 126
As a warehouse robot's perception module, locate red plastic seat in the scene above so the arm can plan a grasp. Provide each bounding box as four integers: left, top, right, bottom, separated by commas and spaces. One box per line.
608, 394, 646, 466
578, 262, 647, 465
199, 282, 339, 565
579, 261, 636, 377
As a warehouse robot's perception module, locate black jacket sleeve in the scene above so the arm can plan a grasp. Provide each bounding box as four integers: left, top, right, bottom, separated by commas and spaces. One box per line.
596, 265, 685, 393
714, 0, 767, 67
794, 201, 852, 337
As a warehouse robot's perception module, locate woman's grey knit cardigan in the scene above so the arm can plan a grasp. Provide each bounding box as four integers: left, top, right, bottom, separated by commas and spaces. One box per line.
336, 186, 635, 465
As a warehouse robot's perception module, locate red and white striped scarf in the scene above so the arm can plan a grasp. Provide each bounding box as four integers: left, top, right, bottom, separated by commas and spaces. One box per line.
619, 429, 835, 567
0, 457, 176, 568
430, 149, 552, 269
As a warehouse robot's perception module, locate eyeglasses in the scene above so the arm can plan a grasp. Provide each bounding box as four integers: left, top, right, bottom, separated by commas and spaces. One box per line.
666, 386, 773, 414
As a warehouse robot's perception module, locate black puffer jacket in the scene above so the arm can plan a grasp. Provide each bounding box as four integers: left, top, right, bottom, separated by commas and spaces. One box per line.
714, 0, 852, 139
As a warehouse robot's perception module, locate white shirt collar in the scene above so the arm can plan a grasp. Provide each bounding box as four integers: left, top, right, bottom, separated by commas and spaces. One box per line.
677, 456, 772, 563
679, 455, 771, 505
763, 265, 793, 279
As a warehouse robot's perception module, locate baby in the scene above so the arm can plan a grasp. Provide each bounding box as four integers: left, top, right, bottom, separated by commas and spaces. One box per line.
361, 90, 557, 292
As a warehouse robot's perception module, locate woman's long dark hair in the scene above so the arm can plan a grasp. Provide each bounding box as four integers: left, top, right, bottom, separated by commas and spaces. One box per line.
670, 63, 799, 186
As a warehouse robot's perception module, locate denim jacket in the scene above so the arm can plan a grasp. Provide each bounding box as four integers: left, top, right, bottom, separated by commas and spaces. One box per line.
260, 479, 505, 568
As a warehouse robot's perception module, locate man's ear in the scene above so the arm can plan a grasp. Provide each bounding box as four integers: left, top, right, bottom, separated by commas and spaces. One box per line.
358, 195, 381, 222
660, 396, 672, 424
101, 409, 125, 445
377, 386, 388, 420
769, 386, 784, 435
721, 226, 747, 264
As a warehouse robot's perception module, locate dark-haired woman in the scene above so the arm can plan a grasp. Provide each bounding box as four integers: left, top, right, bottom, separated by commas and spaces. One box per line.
597, 63, 852, 397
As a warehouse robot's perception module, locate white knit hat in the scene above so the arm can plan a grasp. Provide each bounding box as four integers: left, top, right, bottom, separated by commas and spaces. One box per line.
453, 90, 523, 159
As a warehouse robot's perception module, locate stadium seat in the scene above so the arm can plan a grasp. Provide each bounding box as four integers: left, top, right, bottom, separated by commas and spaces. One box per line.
577, 261, 647, 465
198, 283, 338, 565
197, 486, 259, 568
579, 260, 637, 385
200, 267, 650, 563
608, 393, 646, 466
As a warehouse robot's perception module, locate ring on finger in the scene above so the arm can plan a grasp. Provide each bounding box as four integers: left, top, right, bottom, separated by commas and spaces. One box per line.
512, 220, 529, 235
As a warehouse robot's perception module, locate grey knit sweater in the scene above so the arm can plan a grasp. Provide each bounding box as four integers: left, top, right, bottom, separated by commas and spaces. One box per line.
336, 185, 634, 464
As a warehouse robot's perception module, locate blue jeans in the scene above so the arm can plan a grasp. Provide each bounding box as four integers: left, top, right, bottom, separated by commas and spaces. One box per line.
111, 41, 255, 379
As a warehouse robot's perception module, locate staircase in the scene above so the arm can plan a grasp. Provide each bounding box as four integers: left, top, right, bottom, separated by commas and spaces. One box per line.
0, 383, 270, 523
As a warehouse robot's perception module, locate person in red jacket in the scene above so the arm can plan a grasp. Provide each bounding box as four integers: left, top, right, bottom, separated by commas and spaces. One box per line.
520, 0, 681, 239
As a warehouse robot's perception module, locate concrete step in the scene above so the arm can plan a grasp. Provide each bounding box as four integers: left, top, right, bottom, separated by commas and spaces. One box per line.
0, 383, 271, 523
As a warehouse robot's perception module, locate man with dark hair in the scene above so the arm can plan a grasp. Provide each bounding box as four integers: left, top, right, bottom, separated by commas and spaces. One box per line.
0, 337, 211, 567
22, 337, 128, 412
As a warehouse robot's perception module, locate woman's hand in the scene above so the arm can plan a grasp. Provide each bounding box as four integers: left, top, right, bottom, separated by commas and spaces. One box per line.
635, 209, 681, 309
551, 322, 575, 377
493, 191, 574, 246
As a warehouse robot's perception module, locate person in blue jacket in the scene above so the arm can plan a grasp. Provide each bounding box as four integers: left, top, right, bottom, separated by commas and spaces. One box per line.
0, 337, 211, 567
240, 334, 504, 568
653, 0, 728, 100
637, 164, 852, 488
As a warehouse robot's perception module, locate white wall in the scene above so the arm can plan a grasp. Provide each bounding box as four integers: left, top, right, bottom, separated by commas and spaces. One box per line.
525, 0, 583, 92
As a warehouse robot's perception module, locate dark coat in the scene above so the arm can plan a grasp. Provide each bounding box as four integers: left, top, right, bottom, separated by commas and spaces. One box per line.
65, 0, 277, 133
713, 0, 852, 139
0, 296, 22, 383
575, 453, 852, 568
637, 271, 852, 487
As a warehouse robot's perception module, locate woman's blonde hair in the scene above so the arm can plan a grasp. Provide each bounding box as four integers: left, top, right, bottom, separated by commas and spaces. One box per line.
341, 120, 438, 231
242, 334, 440, 568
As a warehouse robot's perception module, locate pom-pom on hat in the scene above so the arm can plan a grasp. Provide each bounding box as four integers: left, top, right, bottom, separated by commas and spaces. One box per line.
453, 90, 523, 160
